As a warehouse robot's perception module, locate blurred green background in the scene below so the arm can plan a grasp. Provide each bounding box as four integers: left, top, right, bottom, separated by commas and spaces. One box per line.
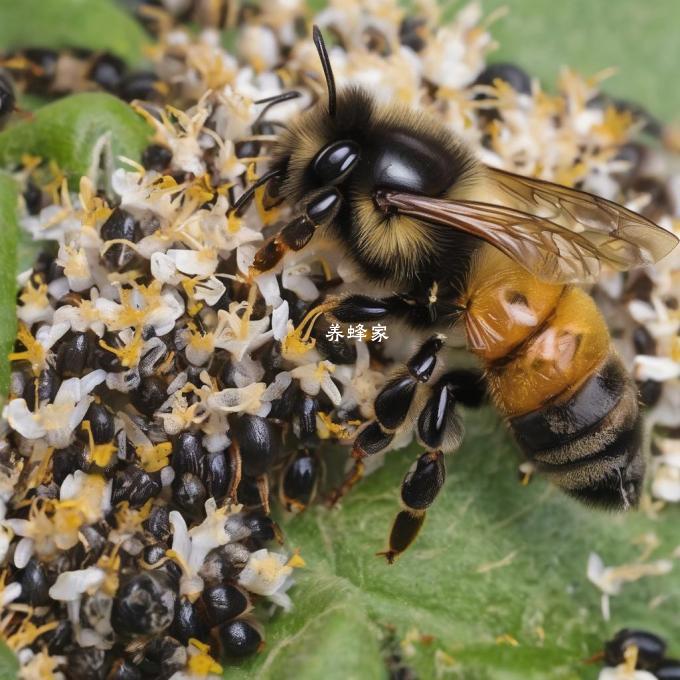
479, 0, 680, 122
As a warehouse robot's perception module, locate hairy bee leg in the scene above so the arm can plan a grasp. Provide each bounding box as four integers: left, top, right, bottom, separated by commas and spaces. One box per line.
378, 450, 446, 563
374, 334, 446, 431
249, 186, 342, 275
416, 369, 484, 449
329, 336, 445, 506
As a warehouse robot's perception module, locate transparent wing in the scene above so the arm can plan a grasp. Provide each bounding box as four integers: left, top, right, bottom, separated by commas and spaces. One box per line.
375, 168, 678, 284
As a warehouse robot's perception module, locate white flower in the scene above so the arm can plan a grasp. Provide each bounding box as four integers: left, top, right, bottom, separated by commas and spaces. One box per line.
587, 552, 673, 620
166, 248, 219, 277
56, 243, 94, 292
6, 371, 106, 448
17, 279, 53, 326
598, 668, 657, 680
49, 567, 105, 602
169, 499, 233, 599
633, 356, 679, 382
213, 303, 273, 361
207, 383, 268, 415
651, 464, 680, 502
237, 549, 296, 611
291, 360, 342, 405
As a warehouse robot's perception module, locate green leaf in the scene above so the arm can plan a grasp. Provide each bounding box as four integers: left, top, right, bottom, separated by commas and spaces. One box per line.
0, 642, 17, 680
0, 0, 150, 64
0, 171, 18, 400
234, 409, 680, 679
0, 93, 152, 186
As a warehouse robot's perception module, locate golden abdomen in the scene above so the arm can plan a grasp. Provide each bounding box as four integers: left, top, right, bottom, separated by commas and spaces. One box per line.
463, 247, 610, 417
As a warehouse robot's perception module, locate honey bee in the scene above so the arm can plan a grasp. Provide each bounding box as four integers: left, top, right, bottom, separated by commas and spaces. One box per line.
232, 27, 679, 562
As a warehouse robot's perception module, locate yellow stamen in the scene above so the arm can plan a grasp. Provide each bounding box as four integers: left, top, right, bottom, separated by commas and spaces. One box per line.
286, 550, 306, 569
9, 324, 46, 376
137, 442, 172, 473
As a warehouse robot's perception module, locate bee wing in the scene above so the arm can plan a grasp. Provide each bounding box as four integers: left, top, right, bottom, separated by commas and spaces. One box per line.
376, 168, 678, 284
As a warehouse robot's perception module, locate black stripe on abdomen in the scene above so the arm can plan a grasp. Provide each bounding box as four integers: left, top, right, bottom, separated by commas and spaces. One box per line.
509, 356, 627, 455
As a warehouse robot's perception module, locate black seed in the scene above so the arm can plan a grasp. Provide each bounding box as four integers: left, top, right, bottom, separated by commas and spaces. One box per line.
170, 597, 208, 644
46, 620, 72, 655
21, 558, 49, 606
85, 401, 115, 443
112, 464, 161, 508
267, 380, 298, 420
22, 179, 42, 215
203, 584, 250, 624
137, 636, 187, 678
22, 48, 58, 91
638, 379, 662, 407
474, 62, 532, 94
56, 332, 90, 376
296, 394, 318, 446
118, 71, 163, 101
0, 71, 15, 124
604, 628, 667, 670
399, 15, 427, 51
231, 414, 282, 477
88, 52, 126, 92
143, 544, 167, 566
142, 143, 173, 171
111, 570, 177, 636
204, 450, 230, 501
144, 504, 170, 541
66, 646, 110, 680
131, 375, 168, 416
172, 432, 205, 477
52, 441, 87, 485
633, 325, 657, 355
100, 208, 141, 269
218, 619, 262, 657
199, 543, 250, 585
282, 450, 317, 510
108, 659, 143, 680
241, 513, 278, 544
172, 472, 207, 515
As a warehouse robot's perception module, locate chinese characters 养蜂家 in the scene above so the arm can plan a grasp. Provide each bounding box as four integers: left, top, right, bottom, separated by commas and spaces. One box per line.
325, 323, 389, 342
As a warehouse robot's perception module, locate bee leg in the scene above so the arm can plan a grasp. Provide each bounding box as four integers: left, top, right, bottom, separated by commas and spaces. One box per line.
378, 450, 446, 564
374, 334, 446, 431
379, 372, 465, 562
327, 421, 394, 506
249, 186, 342, 275
332, 291, 440, 324
329, 335, 446, 506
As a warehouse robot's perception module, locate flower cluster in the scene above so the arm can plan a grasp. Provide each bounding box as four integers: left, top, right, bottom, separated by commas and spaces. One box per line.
0, 0, 678, 677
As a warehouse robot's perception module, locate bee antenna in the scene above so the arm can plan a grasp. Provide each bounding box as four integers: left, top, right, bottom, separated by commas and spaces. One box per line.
230, 168, 283, 217
312, 25, 337, 118
253, 90, 301, 129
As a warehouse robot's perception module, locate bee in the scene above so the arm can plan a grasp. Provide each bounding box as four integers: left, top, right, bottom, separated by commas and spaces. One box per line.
232, 27, 679, 562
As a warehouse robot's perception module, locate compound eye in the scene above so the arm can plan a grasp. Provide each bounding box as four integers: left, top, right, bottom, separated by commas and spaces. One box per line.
312, 140, 360, 185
